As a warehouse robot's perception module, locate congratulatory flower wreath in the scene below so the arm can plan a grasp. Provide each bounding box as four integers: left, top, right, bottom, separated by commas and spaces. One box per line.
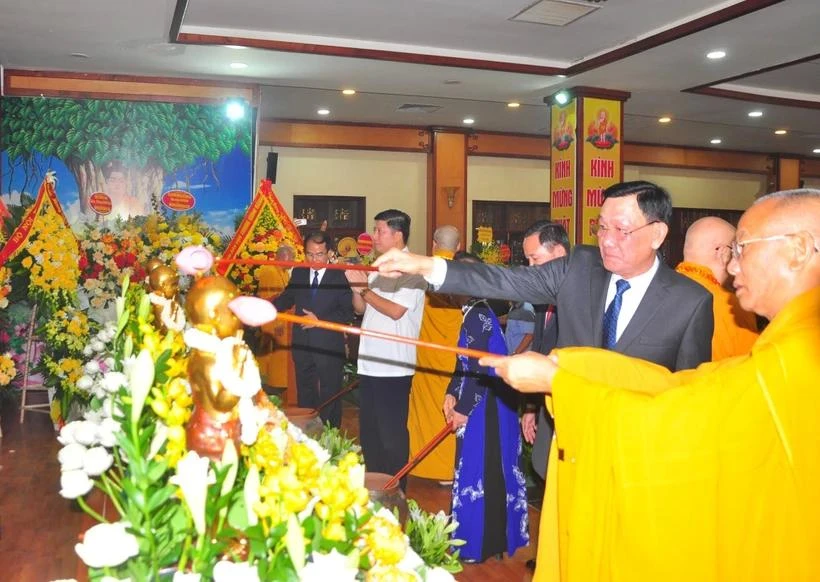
55, 271, 460, 581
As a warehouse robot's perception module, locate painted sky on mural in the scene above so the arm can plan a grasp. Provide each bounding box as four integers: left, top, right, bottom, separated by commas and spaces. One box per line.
1, 145, 251, 235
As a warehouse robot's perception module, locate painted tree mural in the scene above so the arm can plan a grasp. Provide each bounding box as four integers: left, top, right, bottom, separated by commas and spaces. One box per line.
1, 97, 252, 213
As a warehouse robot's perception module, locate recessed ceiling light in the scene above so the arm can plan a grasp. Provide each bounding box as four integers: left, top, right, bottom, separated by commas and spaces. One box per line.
229, 62, 248, 69
317, 108, 330, 116
69, 52, 90, 59
748, 110, 763, 117
814, 148, 820, 154
225, 45, 247, 50
342, 89, 356, 95
557, 74, 567, 79
463, 118, 475, 125
658, 116, 672, 123
706, 50, 726, 60
710, 138, 722, 144
774, 129, 788, 135
507, 102, 521, 108
443, 80, 461, 85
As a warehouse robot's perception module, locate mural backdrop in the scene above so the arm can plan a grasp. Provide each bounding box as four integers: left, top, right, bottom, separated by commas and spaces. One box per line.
1, 96, 253, 235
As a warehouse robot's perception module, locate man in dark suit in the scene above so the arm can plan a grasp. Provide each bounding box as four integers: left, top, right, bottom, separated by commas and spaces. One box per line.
273, 231, 353, 428
374, 180, 713, 371
518, 221, 570, 486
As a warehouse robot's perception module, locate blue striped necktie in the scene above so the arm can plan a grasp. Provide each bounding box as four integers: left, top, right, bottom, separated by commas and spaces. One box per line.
602, 279, 630, 349
311, 270, 319, 299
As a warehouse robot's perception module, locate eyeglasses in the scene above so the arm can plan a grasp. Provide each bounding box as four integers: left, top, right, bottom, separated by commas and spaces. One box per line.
731, 232, 820, 259
592, 220, 660, 239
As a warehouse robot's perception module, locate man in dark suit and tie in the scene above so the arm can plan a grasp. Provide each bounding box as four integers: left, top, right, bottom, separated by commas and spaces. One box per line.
518, 221, 570, 485
374, 181, 713, 372
274, 231, 353, 428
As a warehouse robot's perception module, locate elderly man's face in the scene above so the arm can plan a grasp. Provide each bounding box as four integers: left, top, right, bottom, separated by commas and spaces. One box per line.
596, 194, 666, 279
728, 200, 792, 320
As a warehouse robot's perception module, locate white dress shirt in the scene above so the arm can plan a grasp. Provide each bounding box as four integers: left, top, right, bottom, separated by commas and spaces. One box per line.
603, 255, 660, 342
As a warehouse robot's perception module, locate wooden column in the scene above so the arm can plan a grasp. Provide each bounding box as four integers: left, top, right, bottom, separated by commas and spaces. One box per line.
427, 130, 468, 253
774, 156, 802, 191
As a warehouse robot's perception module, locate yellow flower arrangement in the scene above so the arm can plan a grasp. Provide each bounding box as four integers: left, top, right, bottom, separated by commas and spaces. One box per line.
230, 205, 304, 295
19, 202, 80, 309
41, 307, 92, 354
0, 352, 17, 387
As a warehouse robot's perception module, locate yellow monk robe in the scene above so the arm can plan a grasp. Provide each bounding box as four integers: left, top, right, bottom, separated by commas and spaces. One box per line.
676, 261, 759, 360
256, 265, 291, 389
534, 286, 820, 582
408, 249, 462, 480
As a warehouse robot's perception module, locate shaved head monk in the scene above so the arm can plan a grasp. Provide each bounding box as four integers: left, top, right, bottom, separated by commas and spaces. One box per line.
676, 216, 758, 360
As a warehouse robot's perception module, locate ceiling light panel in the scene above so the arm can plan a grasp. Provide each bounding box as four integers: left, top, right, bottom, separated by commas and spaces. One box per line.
510, 0, 600, 27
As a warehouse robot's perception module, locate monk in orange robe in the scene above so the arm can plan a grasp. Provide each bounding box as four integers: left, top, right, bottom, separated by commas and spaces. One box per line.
481, 189, 820, 582
676, 216, 758, 360
256, 245, 295, 389
408, 226, 462, 481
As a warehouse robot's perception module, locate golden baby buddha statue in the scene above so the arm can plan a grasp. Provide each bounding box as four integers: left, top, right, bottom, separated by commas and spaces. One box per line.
147, 265, 185, 333
183, 275, 263, 460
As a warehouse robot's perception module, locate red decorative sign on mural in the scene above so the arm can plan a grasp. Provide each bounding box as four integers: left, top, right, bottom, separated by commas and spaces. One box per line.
161, 190, 196, 211
88, 192, 112, 215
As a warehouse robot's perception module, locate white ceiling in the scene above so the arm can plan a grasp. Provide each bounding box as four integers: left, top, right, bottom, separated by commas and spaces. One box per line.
1, 0, 818, 156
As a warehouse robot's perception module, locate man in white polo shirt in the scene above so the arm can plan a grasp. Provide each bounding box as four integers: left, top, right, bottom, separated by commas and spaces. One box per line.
346, 209, 427, 491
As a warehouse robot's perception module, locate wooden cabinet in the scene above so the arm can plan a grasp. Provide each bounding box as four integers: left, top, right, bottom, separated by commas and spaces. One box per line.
292, 195, 366, 244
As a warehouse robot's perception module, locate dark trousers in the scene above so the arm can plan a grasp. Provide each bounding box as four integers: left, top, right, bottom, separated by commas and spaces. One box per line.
292, 347, 346, 428
358, 374, 412, 491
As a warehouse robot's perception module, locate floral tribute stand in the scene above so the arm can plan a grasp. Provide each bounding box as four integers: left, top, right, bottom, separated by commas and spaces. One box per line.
0, 173, 79, 428
218, 179, 304, 404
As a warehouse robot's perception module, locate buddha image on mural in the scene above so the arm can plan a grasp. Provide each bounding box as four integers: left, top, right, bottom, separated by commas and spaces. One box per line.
586, 108, 619, 149
551, 109, 575, 151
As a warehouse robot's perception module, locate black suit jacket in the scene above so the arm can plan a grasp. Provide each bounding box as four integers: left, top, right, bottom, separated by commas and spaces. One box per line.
273, 267, 353, 356
440, 245, 713, 371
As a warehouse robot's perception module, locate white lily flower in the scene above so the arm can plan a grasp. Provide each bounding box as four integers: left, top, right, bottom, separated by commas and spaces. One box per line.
243, 464, 260, 527
75, 521, 139, 568
148, 422, 168, 459
126, 349, 154, 424
170, 450, 213, 535
76, 375, 94, 391
60, 469, 94, 499
301, 549, 359, 582
212, 561, 259, 582
58, 443, 87, 471
284, 514, 305, 572
83, 446, 114, 476
220, 440, 239, 497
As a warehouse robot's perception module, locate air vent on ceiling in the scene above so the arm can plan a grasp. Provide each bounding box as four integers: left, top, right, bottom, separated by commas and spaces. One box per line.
510, 0, 604, 27
396, 104, 443, 114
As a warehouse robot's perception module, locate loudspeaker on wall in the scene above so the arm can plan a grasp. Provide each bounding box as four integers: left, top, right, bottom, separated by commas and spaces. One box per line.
266, 152, 279, 183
